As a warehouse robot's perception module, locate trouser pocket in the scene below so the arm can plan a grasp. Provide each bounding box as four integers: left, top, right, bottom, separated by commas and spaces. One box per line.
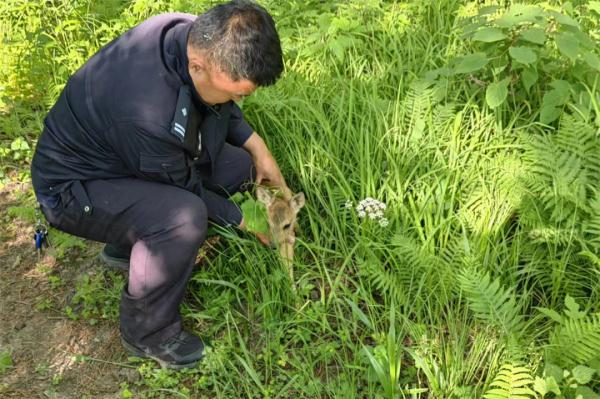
70, 180, 93, 215
42, 181, 93, 234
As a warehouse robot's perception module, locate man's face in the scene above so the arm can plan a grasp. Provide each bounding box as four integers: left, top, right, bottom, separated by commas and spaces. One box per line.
187, 46, 257, 105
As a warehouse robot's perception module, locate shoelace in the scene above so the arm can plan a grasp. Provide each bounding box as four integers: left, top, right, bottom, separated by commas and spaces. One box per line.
163, 332, 192, 347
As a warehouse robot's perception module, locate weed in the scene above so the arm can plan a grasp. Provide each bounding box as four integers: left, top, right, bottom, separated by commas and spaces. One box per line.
3, 0, 600, 397
65, 271, 124, 323
0, 349, 13, 375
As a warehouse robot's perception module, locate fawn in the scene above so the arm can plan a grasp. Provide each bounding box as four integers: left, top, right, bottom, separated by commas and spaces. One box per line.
256, 187, 305, 287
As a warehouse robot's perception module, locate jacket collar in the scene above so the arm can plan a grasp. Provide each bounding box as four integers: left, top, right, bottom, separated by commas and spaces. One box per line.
163, 21, 224, 117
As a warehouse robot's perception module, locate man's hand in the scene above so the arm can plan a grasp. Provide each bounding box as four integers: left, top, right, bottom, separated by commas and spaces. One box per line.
243, 132, 291, 199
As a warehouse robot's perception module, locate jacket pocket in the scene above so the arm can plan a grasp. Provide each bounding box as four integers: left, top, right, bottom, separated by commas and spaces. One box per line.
139, 153, 188, 185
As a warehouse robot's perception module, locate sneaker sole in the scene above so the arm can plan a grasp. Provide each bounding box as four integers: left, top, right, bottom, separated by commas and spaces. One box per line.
99, 251, 130, 271
120, 337, 201, 370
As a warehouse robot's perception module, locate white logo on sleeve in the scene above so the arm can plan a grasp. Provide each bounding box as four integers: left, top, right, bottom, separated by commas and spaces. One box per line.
182, 108, 187, 117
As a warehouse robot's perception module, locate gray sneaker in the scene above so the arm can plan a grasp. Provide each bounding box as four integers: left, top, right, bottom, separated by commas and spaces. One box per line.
99, 244, 130, 270
121, 330, 206, 369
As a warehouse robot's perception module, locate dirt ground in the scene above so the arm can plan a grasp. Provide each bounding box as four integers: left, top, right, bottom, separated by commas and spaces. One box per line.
0, 182, 138, 398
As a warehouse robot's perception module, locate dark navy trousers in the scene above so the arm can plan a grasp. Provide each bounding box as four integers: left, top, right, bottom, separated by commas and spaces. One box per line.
39, 144, 253, 346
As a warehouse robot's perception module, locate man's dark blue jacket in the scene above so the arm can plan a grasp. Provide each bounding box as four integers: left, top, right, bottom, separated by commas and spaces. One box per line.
31, 13, 254, 225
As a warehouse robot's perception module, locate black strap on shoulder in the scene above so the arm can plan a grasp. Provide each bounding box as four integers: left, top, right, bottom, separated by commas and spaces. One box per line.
171, 85, 191, 142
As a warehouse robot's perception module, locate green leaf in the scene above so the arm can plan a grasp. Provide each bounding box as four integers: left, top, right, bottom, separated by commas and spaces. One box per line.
565, 294, 586, 319
555, 32, 579, 62
329, 39, 345, 62
533, 376, 548, 396
572, 365, 595, 385
240, 197, 270, 235
546, 376, 561, 395
478, 6, 501, 16
521, 68, 538, 93
550, 79, 571, 93
540, 105, 561, 124
345, 298, 373, 330
589, 358, 600, 371
496, 5, 545, 28
486, 79, 509, 108
461, 21, 486, 37
576, 386, 600, 399
583, 53, 600, 71
566, 294, 580, 312
454, 52, 489, 74
545, 363, 564, 383
509, 46, 537, 65
573, 31, 596, 50
473, 27, 507, 42
520, 28, 546, 45
590, 2, 600, 15
537, 307, 562, 323
10, 138, 23, 151
541, 81, 571, 119
534, 376, 561, 396
230, 192, 244, 203
0, 350, 12, 374
549, 11, 579, 27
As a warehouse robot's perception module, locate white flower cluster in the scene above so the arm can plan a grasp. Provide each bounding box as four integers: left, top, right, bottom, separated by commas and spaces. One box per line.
345, 197, 389, 227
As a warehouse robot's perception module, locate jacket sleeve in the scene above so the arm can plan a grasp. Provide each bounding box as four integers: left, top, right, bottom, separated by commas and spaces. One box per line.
107, 121, 203, 196
201, 189, 243, 227
226, 102, 254, 147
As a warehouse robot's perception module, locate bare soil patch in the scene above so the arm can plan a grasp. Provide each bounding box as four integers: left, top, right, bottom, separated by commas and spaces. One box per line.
0, 182, 136, 398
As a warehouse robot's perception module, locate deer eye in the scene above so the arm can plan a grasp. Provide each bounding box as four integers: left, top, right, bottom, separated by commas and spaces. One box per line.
283, 223, 292, 230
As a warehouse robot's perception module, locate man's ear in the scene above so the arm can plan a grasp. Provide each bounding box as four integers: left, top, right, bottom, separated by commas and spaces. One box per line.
290, 192, 305, 213
187, 46, 209, 74
188, 58, 207, 75
256, 187, 274, 206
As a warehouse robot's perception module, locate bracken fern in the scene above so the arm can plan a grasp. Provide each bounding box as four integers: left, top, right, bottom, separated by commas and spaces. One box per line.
458, 268, 524, 339
483, 363, 536, 399
547, 313, 600, 369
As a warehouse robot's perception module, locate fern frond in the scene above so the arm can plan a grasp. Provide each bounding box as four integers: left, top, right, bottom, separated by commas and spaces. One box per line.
458, 268, 524, 337
432, 103, 456, 128
400, 81, 435, 143
548, 313, 600, 368
359, 236, 455, 307
483, 363, 536, 399
554, 114, 600, 180
518, 118, 599, 233
359, 256, 411, 306
583, 189, 600, 251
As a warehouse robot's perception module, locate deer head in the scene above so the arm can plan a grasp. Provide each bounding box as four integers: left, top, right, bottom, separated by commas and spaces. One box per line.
256, 187, 305, 262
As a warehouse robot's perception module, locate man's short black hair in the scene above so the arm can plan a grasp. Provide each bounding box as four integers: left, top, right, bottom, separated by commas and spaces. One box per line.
188, 0, 283, 87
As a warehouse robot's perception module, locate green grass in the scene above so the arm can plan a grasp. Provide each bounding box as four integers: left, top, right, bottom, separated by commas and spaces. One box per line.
2, 0, 600, 397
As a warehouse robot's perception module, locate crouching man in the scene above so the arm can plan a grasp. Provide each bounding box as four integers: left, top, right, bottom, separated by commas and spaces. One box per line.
30, 0, 289, 369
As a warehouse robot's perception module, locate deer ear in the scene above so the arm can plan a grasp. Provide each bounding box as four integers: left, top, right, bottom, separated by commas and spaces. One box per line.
290, 192, 305, 212
256, 187, 274, 206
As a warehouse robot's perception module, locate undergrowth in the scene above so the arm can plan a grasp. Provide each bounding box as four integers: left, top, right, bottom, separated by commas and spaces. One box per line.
2, 0, 600, 397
